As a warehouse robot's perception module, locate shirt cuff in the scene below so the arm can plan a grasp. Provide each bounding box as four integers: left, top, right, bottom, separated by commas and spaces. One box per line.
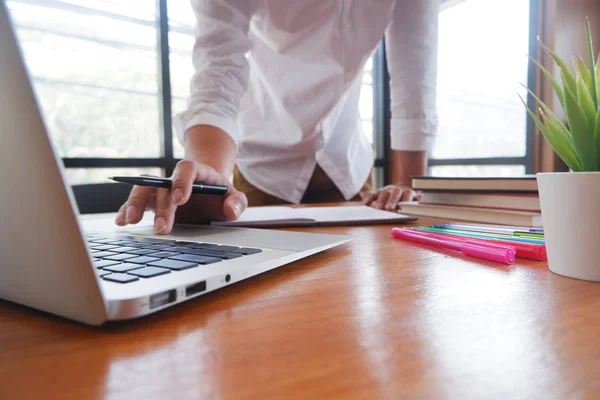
390, 117, 438, 151
173, 110, 239, 147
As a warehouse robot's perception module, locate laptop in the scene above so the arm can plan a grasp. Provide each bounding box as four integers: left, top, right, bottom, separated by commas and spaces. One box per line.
0, 2, 351, 325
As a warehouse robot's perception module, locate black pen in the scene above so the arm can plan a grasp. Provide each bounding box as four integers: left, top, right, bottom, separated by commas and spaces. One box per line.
109, 176, 228, 196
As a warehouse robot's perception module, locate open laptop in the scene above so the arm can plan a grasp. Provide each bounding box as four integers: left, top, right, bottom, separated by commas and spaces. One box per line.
0, 2, 350, 325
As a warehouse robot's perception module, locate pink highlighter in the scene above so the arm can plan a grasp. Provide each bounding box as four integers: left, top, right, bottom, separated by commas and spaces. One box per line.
391, 228, 516, 265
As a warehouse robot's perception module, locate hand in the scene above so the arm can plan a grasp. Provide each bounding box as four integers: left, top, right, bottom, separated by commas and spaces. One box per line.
115, 160, 248, 234
361, 184, 419, 211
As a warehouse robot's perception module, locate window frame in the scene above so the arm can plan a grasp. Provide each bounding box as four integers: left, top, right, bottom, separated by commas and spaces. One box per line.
58, 0, 178, 179
428, 0, 539, 175
372, 43, 391, 187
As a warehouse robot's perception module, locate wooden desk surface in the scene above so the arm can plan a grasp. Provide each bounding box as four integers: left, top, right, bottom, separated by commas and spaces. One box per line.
1, 215, 600, 399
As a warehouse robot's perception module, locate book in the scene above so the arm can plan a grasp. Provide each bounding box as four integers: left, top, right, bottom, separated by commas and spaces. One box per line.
398, 202, 542, 227
412, 175, 538, 193
418, 192, 541, 212
212, 205, 415, 228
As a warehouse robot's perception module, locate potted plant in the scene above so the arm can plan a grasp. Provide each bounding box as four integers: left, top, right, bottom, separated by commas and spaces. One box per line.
523, 20, 600, 281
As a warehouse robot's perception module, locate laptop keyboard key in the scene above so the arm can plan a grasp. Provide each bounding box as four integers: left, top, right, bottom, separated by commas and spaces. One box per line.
104, 253, 138, 261
90, 244, 120, 251
94, 260, 121, 269
143, 244, 173, 251
181, 248, 242, 260
147, 251, 181, 258
111, 246, 139, 253
148, 259, 200, 271
168, 254, 221, 264
167, 246, 194, 253
93, 251, 119, 258
114, 241, 141, 247
231, 247, 263, 255
126, 256, 161, 265
216, 245, 240, 251
103, 263, 144, 273
127, 267, 171, 278
194, 243, 221, 249
103, 273, 139, 283
90, 239, 120, 244
127, 248, 156, 256
129, 236, 176, 244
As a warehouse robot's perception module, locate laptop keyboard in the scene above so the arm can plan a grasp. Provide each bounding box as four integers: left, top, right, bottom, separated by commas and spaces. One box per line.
86, 234, 262, 284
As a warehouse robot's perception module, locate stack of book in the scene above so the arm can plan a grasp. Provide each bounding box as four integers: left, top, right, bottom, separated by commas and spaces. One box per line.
399, 176, 542, 227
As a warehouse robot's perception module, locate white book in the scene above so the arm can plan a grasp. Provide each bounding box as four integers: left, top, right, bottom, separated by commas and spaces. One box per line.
419, 192, 541, 212
398, 202, 543, 227
213, 205, 415, 228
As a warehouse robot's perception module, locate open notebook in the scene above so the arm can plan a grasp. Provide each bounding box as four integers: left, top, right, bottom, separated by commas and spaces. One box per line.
212, 205, 416, 228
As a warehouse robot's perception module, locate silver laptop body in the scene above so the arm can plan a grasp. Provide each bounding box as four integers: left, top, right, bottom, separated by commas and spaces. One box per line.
0, 2, 350, 325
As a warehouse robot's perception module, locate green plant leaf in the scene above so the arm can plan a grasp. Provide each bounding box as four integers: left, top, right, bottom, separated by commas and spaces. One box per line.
520, 95, 582, 171
597, 52, 600, 106
531, 56, 565, 111
576, 56, 594, 93
563, 84, 597, 170
586, 19, 598, 108
595, 112, 600, 168
542, 112, 584, 171
576, 74, 597, 128
539, 40, 578, 97
525, 86, 575, 148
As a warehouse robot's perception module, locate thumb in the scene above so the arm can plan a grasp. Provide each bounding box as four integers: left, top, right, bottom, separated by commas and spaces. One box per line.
223, 189, 248, 220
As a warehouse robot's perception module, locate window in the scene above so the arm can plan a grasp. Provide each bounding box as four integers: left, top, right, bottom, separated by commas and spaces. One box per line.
6, 0, 380, 195
167, 1, 196, 160
431, 0, 537, 176
7, 0, 162, 165
359, 54, 381, 186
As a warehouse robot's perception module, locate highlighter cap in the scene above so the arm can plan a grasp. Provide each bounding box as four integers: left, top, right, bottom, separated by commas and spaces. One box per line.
461, 239, 516, 265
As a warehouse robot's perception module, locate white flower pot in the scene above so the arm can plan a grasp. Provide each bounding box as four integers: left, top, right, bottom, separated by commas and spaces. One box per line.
537, 172, 600, 281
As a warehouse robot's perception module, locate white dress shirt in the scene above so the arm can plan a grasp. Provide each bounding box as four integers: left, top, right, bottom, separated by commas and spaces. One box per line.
175, 0, 438, 204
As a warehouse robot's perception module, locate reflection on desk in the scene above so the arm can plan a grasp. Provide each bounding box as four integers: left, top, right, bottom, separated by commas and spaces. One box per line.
1, 215, 599, 399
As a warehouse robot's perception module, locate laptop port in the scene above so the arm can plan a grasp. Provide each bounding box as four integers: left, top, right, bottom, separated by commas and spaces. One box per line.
149, 289, 177, 309
185, 281, 207, 297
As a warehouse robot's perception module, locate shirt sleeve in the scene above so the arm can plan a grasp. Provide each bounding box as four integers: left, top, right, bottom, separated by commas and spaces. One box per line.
173, 0, 256, 146
384, 0, 439, 152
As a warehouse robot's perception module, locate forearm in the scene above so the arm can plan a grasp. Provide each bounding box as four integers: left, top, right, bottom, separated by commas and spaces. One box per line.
385, 0, 439, 152
390, 150, 428, 186
174, 0, 254, 180
184, 125, 237, 179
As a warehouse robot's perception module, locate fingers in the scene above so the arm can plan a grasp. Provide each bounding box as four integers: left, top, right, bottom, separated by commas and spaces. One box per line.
116, 160, 246, 230
153, 188, 177, 234
170, 160, 199, 206
374, 190, 391, 210
384, 187, 404, 211
222, 187, 248, 220
124, 185, 153, 224
171, 160, 228, 206
115, 203, 127, 226
399, 188, 418, 202
361, 191, 376, 206
367, 185, 417, 211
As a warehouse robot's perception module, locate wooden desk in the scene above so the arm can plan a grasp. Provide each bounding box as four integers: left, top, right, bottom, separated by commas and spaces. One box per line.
1, 216, 600, 399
